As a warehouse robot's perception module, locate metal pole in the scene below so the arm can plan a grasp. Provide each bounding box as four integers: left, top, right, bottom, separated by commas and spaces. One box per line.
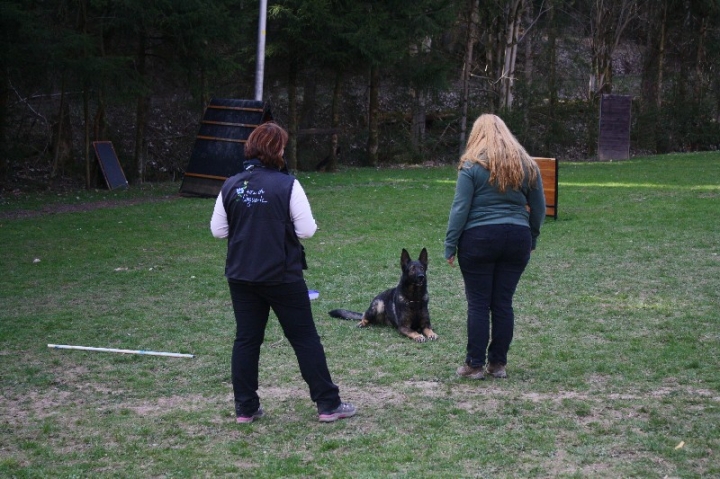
254, 0, 268, 101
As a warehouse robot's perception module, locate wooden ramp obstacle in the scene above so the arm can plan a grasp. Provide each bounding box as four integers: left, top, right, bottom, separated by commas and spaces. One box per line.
180, 98, 273, 197
533, 157, 558, 219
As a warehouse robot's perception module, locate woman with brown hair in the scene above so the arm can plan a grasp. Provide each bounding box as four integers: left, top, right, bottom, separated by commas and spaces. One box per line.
211, 122, 356, 423
445, 114, 545, 380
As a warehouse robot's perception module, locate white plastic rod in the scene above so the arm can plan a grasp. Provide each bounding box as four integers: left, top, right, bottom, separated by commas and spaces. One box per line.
48, 344, 194, 358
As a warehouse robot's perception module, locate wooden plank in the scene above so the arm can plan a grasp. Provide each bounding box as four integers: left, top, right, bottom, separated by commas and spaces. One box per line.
201, 120, 260, 128
195, 135, 247, 144
207, 105, 264, 112
183, 172, 229, 181
92, 141, 128, 190
532, 157, 558, 219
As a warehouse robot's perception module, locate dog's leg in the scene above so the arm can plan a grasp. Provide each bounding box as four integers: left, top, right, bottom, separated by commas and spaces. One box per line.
422, 328, 438, 341
359, 301, 384, 328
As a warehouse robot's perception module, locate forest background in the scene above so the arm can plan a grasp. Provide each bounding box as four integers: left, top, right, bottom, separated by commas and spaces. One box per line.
1, 0, 719, 190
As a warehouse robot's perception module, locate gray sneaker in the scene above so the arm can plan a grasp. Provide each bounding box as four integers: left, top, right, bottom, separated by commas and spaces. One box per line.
318, 402, 357, 422
456, 363, 485, 380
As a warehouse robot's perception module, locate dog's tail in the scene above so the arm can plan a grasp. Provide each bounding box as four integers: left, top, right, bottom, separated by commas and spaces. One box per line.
328, 309, 363, 321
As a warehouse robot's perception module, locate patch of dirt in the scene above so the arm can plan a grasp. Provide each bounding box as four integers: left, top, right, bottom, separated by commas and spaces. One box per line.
0, 195, 178, 220
6, 379, 718, 430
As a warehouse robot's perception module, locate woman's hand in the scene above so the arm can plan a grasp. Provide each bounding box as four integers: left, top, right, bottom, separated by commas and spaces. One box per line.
447, 255, 456, 267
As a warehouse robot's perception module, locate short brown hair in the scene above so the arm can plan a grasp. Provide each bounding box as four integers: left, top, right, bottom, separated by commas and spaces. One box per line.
244, 122, 288, 169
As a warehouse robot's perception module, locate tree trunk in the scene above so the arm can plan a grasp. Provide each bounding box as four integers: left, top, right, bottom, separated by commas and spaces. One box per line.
367, 64, 379, 167
410, 88, 426, 152
51, 75, 72, 179
133, 31, 148, 183
589, 0, 636, 98
410, 37, 431, 152
0, 73, 7, 182
657, 0, 667, 109
300, 69, 317, 129
715, 74, 720, 123
459, 0, 479, 153
78, 0, 93, 189
500, 0, 522, 111
694, 16, 707, 102
486, 19, 500, 113
296, 68, 317, 168
91, 17, 106, 183
84, 86, 92, 189
640, 1, 658, 109
287, 58, 299, 171
545, 0, 558, 154
94, 89, 107, 141
639, 0, 665, 152
587, 0, 636, 156
522, 0, 534, 133
329, 70, 342, 171
134, 95, 149, 183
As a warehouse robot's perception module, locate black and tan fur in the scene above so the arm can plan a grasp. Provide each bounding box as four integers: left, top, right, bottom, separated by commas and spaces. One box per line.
329, 248, 437, 342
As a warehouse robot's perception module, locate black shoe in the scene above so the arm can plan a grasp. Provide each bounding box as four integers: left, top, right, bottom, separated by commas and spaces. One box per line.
236, 407, 264, 424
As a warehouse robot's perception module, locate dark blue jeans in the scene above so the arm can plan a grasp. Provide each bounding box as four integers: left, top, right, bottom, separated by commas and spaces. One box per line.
228, 279, 340, 415
458, 224, 532, 368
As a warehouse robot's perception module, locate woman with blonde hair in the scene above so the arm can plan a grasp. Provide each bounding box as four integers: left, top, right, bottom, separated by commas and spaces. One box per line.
445, 114, 545, 380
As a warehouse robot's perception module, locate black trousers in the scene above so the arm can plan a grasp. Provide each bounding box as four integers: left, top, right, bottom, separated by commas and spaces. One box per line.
228, 279, 341, 415
458, 224, 532, 367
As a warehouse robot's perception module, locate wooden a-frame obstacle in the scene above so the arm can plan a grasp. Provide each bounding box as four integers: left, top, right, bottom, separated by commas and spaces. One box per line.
180, 98, 273, 197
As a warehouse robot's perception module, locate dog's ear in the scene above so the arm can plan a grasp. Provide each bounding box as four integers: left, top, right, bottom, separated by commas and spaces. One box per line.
419, 247, 428, 267
401, 248, 410, 268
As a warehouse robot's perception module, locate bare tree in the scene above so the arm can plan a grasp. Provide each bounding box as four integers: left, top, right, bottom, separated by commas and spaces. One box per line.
329, 70, 343, 171
287, 57, 299, 171
409, 37, 432, 151
655, 0, 668, 109
367, 64, 380, 167
587, 0, 638, 98
522, 0, 534, 132
471, 0, 547, 114
459, 0, 480, 152
499, 0, 523, 110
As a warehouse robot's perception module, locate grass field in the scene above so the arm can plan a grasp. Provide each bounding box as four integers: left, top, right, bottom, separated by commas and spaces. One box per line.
1, 152, 719, 478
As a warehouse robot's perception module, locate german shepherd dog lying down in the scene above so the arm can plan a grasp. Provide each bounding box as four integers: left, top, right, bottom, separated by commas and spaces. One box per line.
329, 248, 438, 343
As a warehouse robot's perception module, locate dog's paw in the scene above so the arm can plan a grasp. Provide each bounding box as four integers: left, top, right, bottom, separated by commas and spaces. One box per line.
413, 335, 427, 343
423, 329, 438, 341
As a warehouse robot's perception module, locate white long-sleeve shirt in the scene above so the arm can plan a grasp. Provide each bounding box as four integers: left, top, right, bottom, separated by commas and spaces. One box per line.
210, 179, 318, 239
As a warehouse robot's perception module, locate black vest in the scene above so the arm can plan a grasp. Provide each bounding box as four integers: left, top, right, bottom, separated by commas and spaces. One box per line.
220, 161, 304, 284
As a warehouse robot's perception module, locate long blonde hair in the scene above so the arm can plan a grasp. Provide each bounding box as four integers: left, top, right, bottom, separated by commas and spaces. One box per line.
460, 114, 539, 192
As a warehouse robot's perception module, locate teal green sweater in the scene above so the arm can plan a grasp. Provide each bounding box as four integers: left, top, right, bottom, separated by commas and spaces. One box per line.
444, 162, 545, 259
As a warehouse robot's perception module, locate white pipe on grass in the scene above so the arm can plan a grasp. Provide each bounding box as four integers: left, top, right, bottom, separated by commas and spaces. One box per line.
48, 344, 194, 358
